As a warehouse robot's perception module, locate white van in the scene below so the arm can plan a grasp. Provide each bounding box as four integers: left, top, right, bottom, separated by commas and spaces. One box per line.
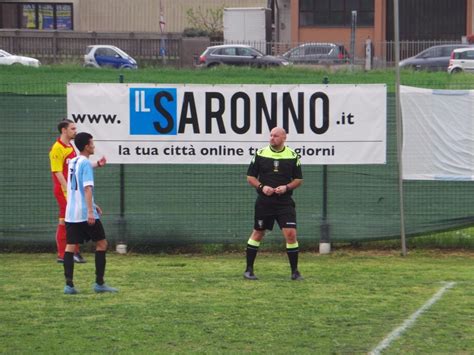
447, 47, 474, 74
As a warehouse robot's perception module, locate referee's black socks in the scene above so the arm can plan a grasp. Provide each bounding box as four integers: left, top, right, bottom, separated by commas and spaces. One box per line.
246, 238, 260, 271
286, 242, 299, 273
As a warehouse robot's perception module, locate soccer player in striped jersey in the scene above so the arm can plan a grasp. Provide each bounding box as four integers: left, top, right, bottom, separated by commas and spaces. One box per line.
50, 119, 106, 263
244, 127, 304, 280
63, 132, 117, 294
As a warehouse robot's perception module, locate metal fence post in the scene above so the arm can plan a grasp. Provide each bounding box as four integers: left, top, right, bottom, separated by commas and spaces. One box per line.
117, 74, 127, 244
350, 11, 357, 71
393, 0, 407, 256
52, 31, 58, 64
319, 76, 331, 254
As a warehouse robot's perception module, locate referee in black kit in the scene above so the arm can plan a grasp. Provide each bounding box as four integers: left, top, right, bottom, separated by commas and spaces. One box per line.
244, 127, 303, 281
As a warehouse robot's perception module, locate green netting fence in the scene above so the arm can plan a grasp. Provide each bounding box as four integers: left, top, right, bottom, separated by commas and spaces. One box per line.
1, 81, 473, 247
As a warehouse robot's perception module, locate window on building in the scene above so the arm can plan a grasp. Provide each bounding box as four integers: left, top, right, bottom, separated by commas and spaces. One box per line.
56, 4, 72, 30
38, 4, 54, 29
299, 0, 374, 27
0, 2, 73, 30
20, 4, 36, 29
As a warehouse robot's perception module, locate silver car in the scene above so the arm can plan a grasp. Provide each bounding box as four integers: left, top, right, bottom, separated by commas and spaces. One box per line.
197, 44, 289, 68
282, 43, 349, 64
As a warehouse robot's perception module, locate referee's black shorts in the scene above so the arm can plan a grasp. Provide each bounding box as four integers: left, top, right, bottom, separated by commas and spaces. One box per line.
66, 220, 106, 244
253, 199, 297, 231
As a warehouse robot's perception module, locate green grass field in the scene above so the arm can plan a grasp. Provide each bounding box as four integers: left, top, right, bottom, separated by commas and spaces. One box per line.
1, 251, 473, 354
1, 65, 473, 353
1, 64, 474, 95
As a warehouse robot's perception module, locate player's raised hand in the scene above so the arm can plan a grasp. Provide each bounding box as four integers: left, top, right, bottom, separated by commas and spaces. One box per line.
97, 156, 107, 167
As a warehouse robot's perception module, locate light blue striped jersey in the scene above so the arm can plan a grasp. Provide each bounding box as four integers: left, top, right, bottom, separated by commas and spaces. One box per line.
65, 156, 99, 222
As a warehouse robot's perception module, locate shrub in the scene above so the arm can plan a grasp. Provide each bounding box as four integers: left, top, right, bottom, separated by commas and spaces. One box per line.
183, 27, 209, 38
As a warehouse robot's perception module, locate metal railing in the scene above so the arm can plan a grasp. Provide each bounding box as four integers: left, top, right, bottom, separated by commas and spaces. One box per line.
0, 29, 468, 69
0, 29, 186, 65
383, 39, 464, 65
211, 39, 467, 68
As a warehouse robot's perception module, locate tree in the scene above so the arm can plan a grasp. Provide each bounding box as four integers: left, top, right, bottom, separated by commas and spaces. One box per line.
185, 6, 224, 40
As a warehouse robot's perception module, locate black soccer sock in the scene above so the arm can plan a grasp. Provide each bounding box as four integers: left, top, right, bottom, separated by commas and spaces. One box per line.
63, 251, 75, 287
246, 238, 260, 271
286, 242, 299, 273
95, 251, 106, 285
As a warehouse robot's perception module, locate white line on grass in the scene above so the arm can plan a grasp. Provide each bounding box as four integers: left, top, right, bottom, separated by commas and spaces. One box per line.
370, 281, 456, 355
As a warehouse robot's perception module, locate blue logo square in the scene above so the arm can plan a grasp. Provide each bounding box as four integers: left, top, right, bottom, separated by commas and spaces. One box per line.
130, 88, 177, 135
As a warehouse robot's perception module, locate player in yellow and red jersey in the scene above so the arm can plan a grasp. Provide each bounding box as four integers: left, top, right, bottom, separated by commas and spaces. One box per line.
49, 119, 106, 263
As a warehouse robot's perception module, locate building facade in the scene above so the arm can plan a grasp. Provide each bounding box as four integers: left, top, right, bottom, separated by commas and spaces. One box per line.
0, 0, 267, 32
288, 0, 474, 59
1, 0, 473, 62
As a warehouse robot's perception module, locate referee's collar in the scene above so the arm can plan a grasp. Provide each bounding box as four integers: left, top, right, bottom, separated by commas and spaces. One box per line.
269, 145, 286, 153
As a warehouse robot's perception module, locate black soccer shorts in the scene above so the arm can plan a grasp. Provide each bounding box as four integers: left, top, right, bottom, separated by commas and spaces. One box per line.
66, 220, 106, 244
253, 200, 297, 231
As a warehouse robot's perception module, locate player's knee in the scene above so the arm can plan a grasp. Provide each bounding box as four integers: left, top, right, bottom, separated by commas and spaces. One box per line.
286, 237, 297, 244
283, 230, 297, 243
96, 239, 108, 251
252, 230, 265, 241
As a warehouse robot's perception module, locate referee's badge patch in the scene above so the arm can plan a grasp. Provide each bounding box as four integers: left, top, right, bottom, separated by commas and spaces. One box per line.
273, 160, 279, 172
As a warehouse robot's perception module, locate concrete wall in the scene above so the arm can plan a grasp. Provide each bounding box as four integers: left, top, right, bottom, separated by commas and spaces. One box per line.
277, 0, 291, 43
180, 37, 210, 67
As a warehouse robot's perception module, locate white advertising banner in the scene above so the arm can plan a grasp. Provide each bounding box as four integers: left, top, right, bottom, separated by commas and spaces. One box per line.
67, 83, 386, 164
401, 86, 474, 181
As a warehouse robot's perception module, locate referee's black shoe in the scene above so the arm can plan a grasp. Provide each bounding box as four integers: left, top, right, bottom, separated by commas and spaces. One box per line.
291, 270, 304, 281
243, 268, 258, 280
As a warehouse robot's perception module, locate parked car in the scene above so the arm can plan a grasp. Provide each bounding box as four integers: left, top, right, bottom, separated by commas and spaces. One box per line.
399, 44, 472, 71
448, 47, 474, 74
197, 44, 289, 68
84, 45, 137, 69
281, 43, 349, 64
0, 49, 40, 67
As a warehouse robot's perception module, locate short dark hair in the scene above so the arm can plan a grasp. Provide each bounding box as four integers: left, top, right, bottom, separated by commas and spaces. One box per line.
74, 132, 93, 152
57, 118, 74, 133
